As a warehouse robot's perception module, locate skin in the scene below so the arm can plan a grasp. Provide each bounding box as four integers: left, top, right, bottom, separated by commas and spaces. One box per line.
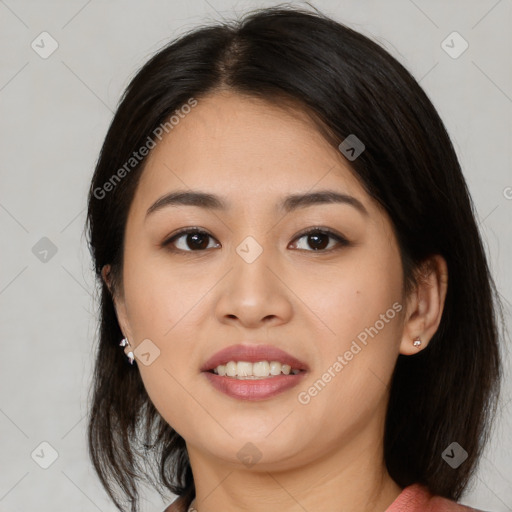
102, 90, 448, 512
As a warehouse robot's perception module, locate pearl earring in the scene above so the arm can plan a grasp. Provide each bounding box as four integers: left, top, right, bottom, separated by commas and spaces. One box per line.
119, 337, 134, 364
413, 337, 422, 347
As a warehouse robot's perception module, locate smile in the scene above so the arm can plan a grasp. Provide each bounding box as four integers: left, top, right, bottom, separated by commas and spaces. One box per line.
210, 360, 302, 378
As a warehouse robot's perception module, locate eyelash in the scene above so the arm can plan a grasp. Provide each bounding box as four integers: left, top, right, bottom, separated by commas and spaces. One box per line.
161, 227, 350, 254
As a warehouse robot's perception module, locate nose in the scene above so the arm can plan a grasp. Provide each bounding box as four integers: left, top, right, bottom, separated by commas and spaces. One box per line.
213, 244, 294, 329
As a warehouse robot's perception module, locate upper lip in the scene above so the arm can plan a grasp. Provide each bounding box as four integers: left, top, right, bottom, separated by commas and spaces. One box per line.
200, 343, 309, 372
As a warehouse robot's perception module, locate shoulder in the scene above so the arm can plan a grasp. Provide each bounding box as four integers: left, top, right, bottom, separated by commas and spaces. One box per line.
386, 483, 491, 512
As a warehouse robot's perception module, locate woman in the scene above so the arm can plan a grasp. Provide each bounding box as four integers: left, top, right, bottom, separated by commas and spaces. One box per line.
85, 6, 503, 512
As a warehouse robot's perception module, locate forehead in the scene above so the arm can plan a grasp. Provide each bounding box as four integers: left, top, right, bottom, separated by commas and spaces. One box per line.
132, 90, 372, 216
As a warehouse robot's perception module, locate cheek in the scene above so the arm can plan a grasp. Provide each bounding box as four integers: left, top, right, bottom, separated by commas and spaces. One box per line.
121, 256, 202, 432
296, 245, 403, 401
121, 250, 211, 386
122, 247, 201, 335
295, 247, 402, 342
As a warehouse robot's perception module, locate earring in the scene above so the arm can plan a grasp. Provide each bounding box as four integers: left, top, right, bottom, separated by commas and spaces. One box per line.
413, 337, 422, 347
119, 337, 135, 364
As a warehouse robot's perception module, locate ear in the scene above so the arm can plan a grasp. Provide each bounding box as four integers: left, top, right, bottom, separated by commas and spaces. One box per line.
399, 254, 448, 355
101, 264, 134, 346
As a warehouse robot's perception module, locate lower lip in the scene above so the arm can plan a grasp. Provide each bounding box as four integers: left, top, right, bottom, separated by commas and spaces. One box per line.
202, 371, 307, 401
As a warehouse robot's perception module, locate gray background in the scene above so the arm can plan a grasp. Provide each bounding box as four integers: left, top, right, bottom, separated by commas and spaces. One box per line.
0, 0, 511, 511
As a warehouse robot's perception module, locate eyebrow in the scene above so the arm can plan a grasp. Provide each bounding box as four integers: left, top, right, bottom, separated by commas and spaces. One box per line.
145, 189, 368, 219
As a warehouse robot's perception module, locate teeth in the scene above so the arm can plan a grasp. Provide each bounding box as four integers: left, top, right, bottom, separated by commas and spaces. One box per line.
226, 361, 237, 377
237, 361, 252, 377
269, 361, 281, 375
212, 361, 302, 378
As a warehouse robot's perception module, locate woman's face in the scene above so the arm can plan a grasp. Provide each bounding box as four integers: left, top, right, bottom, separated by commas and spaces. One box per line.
110, 90, 413, 470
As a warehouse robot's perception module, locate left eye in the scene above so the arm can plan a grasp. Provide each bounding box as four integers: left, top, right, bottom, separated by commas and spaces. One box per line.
290, 228, 349, 252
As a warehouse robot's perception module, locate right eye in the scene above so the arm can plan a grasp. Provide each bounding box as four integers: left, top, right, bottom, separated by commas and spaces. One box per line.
162, 228, 220, 253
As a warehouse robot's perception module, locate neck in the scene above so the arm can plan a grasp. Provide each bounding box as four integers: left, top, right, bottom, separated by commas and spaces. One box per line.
185, 417, 403, 512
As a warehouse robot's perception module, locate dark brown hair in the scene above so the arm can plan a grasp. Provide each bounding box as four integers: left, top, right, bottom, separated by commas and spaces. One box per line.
85, 5, 504, 512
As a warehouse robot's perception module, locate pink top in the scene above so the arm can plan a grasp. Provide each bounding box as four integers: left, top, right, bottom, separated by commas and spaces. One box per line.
385, 483, 487, 512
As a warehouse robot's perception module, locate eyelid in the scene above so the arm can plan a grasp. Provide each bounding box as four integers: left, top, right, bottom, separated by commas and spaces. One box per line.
292, 226, 349, 244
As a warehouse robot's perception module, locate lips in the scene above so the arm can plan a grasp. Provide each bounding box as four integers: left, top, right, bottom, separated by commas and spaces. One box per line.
200, 343, 309, 373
